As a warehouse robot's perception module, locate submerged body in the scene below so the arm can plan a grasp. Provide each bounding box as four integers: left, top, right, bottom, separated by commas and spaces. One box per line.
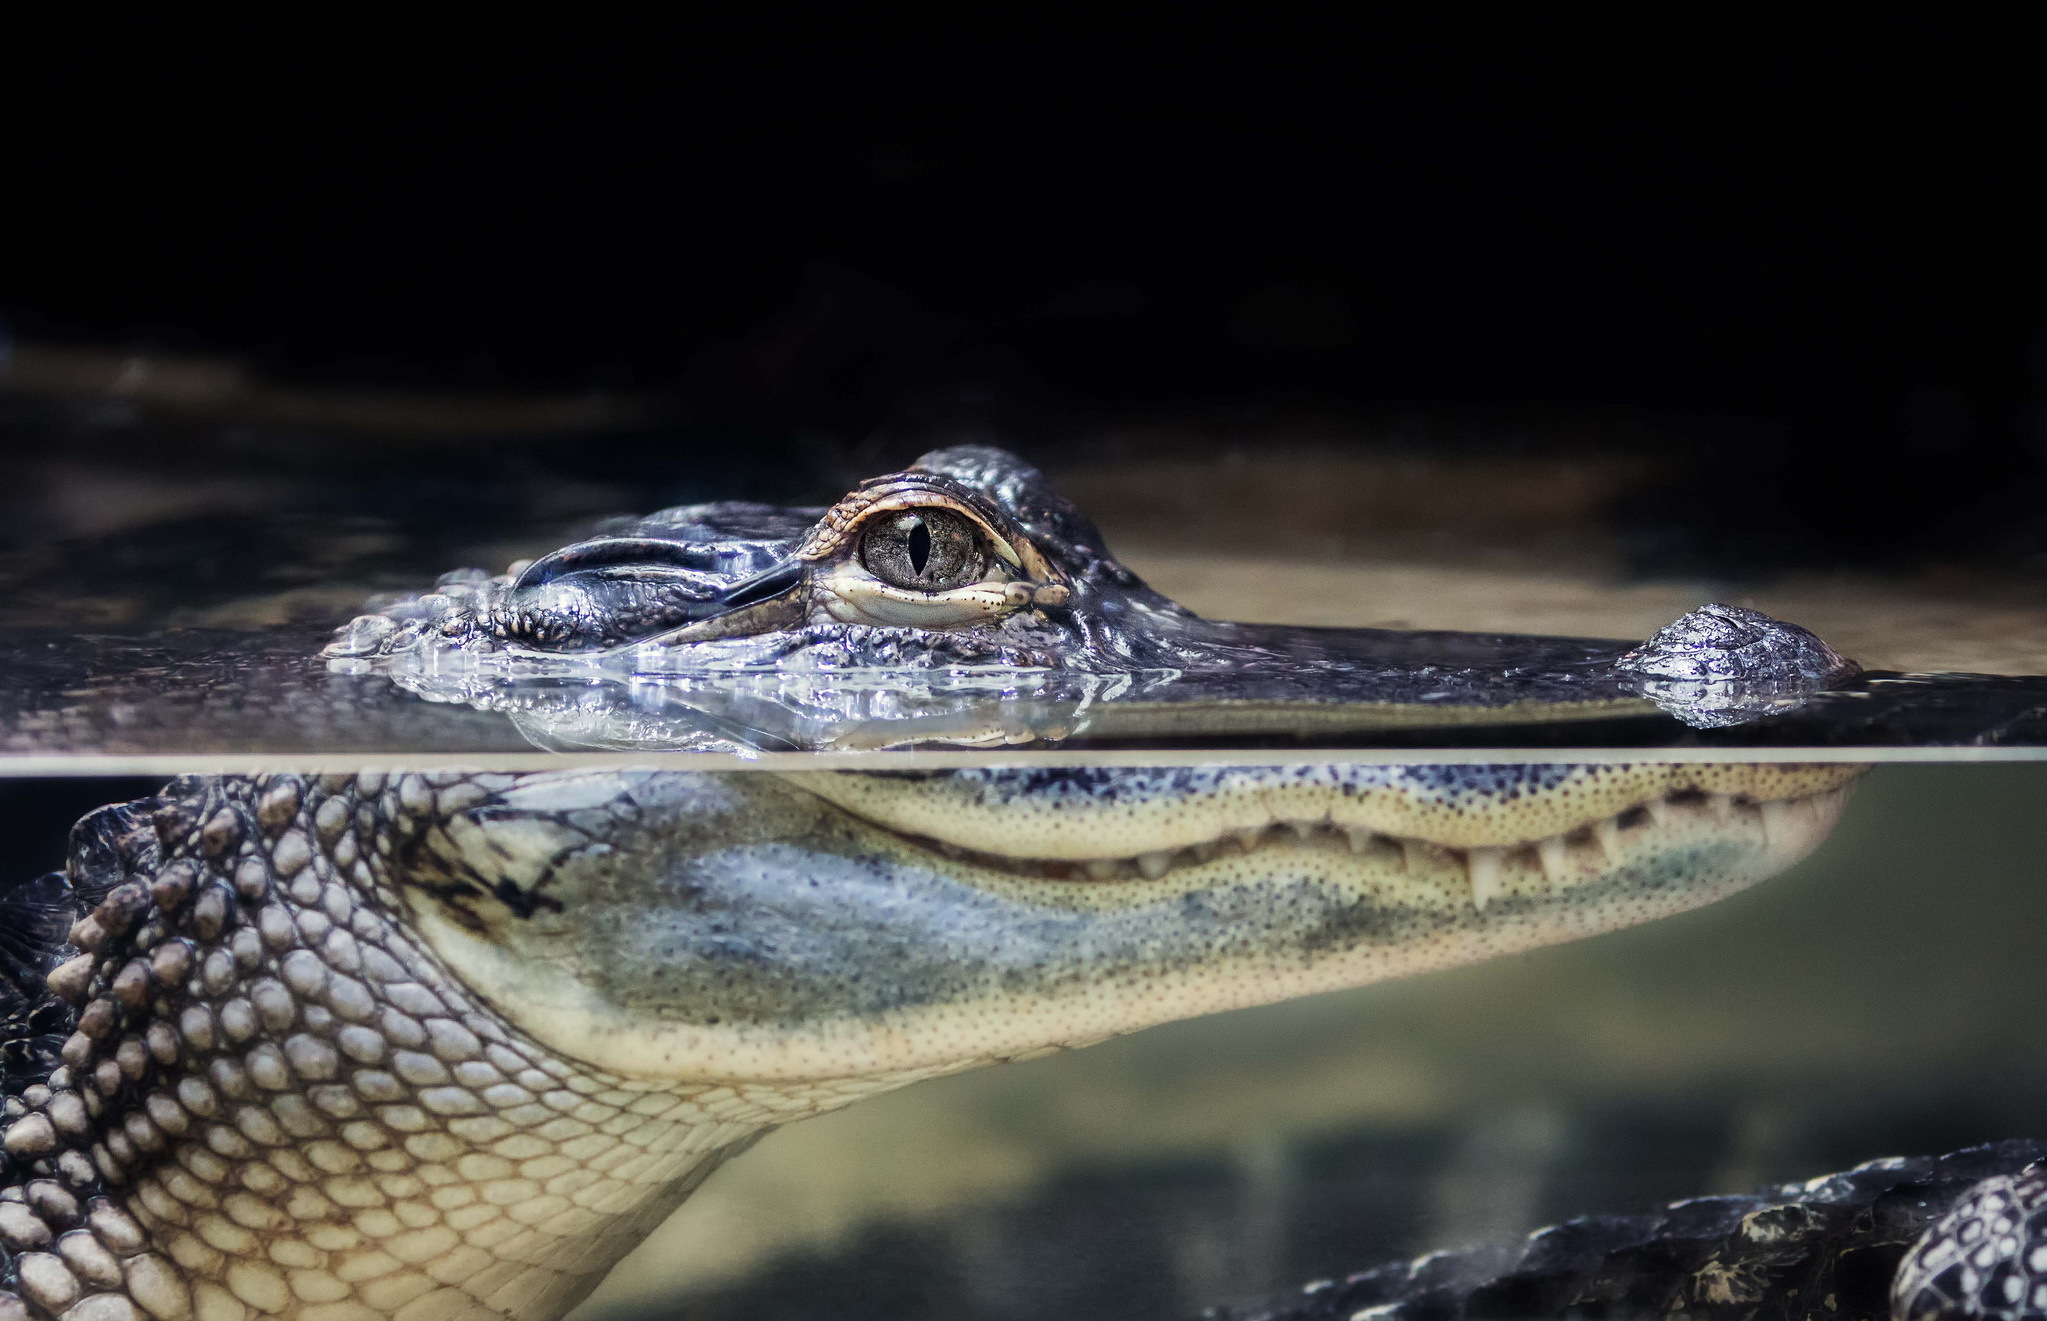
0, 449, 1893, 1320
0, 763, 1856, 1321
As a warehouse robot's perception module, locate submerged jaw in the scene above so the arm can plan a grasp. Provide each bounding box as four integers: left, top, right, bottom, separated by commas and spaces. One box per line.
787, 763, 1864, 858
890, 779, 1855, 912
402, 765, 1863, 1089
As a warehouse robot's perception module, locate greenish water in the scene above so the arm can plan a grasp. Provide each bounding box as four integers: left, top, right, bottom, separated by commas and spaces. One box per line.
580, 765, 2047, 1320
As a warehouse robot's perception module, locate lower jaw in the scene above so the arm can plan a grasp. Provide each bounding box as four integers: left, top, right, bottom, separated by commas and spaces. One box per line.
796, 788, 1855, 1077
559, 787, 1854, 1085
1141, 784, 1855, 1019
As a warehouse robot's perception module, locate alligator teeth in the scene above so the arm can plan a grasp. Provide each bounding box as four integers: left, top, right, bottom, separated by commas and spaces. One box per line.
1593, 817, 1623, 865
924, 783, 1835, 890
1468, 847, 1505, 910
1759, 798, 1795, 845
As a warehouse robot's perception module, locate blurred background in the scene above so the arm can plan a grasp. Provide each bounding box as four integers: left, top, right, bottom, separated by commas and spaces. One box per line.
6, 18, 2047, 1320
3, 16, 2045, 636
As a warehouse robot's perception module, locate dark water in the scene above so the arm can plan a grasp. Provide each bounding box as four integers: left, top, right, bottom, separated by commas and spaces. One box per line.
6, 623, 2047, 761
5, 392, 2047, 1319
6, 394, 2047, 760
647, 1095, 2037, 1321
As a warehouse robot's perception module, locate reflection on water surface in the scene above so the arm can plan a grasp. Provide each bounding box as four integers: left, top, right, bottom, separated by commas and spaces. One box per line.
6, 387, 2047, 1321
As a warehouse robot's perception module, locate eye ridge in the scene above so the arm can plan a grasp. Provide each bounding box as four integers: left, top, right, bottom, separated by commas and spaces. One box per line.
859, 507, 985, 591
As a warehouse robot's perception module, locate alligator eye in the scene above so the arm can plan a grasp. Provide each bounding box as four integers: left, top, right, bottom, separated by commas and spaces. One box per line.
860, 508, 986, 592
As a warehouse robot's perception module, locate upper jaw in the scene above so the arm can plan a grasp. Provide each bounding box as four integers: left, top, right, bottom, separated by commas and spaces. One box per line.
326, 453, 1096, 662
784, 764, 1868, 858
405, 766, 1862, 1086
872, 779, 1857, 913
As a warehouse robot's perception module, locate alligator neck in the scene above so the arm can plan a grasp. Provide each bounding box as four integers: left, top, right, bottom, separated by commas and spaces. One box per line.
0, 775, 781, 1321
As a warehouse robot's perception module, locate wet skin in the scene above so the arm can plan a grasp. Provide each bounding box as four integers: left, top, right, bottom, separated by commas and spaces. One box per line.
0, 449, 1874, 1321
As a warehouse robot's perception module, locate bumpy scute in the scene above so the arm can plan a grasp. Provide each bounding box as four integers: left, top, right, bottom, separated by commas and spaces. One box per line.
0, 762, 1866, 1319
0, 775, 905, 1321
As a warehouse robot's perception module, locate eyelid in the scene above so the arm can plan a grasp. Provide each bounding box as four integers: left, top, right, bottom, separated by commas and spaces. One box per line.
810, 564, 1041, 628
796, 478, 1067, 585
849, 494, 1020, 570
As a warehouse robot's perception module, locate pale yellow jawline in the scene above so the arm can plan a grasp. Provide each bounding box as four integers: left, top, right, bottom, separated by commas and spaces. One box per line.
913, 783, 1854, 914
430, 783, 1851, 1089
792, 763, 1865, 868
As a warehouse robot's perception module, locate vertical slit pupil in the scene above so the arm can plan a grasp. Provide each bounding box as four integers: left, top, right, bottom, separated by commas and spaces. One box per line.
908, 519, 932, 576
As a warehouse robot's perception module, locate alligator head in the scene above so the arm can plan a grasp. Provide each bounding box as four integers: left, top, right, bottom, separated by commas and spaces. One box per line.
325, 445, 1857, 745
0, 450, 1870, 1321
0, 761, 1859, 1321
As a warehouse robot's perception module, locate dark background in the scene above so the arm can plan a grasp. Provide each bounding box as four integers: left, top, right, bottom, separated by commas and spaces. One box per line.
5, 17, 2044, 571
7, 32, 2047, 1318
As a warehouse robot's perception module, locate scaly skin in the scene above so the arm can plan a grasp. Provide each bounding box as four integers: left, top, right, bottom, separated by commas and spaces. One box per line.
0, 762, 1859, 1321
0, 773, 994, 1321
0, 448, 1879, 1320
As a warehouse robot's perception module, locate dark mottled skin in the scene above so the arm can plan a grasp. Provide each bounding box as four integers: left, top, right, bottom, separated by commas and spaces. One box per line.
1228, 1143, 2047, 1321
894, 766, 1599, 811
0, 449, 1995, 1321
337, 445, 1677, 706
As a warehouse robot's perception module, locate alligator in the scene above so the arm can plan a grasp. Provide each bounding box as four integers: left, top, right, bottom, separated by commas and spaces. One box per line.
0, 447, 2012, 1321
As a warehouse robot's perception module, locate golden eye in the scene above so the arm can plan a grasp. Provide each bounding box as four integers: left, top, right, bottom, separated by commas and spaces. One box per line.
859, 508, 987, 591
